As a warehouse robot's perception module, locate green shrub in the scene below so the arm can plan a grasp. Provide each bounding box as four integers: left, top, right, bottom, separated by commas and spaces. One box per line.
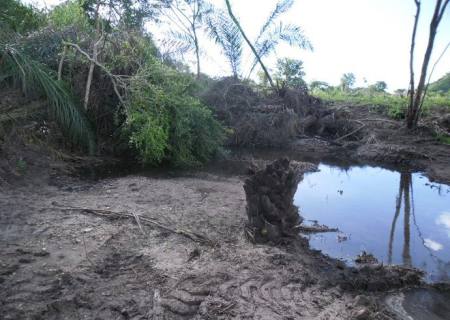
437, 134, 450, 145
0, 0, 45, 35
125, 57, 225, 166
48, 0, 90, 31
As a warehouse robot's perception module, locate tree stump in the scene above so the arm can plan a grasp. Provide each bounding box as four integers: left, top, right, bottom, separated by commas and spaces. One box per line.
244, 158, 313, 243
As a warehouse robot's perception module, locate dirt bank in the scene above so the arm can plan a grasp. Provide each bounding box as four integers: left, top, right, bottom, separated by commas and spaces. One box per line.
285, 103, 450, 185
1, 163, 429, 320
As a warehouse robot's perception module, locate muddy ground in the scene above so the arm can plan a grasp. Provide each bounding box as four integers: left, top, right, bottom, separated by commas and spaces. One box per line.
1, 94, 450, 319
0, 159, 436, 320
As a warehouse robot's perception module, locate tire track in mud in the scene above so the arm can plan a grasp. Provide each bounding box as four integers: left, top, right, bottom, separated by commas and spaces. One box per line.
159, 271, 347, 319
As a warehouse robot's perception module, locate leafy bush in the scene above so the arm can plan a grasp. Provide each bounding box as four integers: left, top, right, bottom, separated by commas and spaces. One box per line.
48, 0, 90, 31
125, 57, 225, 166
0, 0, 45, 34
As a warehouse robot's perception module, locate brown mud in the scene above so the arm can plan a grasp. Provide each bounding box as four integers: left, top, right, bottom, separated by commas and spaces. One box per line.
1, 164, 428, 320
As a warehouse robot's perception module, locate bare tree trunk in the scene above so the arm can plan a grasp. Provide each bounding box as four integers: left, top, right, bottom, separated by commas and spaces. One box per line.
225, 0, 275, 90
407, 0, 449, 128
57, 45, 67, 81
84, 3, 101, 111
406, 0, 420, 129
193, 27, 201, 79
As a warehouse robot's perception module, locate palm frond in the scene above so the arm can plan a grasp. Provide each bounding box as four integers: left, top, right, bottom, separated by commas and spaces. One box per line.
160, 38, 193, 59
206, 10, 243, 77
255, 0, 294, 45
0, 45, 96, 153
248, 22, 312, 77
277, 23, 312, 50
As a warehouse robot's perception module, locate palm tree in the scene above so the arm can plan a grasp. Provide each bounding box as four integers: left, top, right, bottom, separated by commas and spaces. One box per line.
159, 0, 212, 78
225, 0, 312, 91
206, 8, 242, 78
0, 44, 96, 153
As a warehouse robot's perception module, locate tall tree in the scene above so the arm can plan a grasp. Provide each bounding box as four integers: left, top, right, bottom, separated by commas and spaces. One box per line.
340, 72, 355, 91
369, 81, 388, 92
159, 0, 211, 78
406, 0, 449, 129
274, 58, 306, 89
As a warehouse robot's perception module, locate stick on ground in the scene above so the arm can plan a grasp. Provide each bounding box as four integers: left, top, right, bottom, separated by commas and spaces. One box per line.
49, 202, 215, 246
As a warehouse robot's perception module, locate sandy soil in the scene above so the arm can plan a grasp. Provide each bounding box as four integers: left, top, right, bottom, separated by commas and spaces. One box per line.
1, 166, 427, 320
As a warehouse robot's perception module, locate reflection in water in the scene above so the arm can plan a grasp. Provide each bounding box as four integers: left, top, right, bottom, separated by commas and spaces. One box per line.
388, 172, 450, 280
295, 164, 450, 282
388, 172, 412, 267
436, 212, 450, 236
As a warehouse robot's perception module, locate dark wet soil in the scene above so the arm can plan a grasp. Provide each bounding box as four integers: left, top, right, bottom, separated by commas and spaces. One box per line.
2, 159, 445, 320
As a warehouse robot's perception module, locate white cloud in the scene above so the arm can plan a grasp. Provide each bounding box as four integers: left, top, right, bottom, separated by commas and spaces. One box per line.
436, 212, 450, 237
424, 238, 444, 251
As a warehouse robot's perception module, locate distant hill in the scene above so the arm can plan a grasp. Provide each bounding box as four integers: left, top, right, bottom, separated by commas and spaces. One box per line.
429, 72, 450, 93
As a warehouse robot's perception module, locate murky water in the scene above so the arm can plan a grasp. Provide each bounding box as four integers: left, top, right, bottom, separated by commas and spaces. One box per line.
387, 288, 450, 320
295, 164, 450, 282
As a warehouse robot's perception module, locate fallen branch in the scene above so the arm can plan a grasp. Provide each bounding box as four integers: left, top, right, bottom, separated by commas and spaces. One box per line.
335, 121, 366, 142
295, 224, 338, 233
50, 202, 215, 246
356, 118, 399, 125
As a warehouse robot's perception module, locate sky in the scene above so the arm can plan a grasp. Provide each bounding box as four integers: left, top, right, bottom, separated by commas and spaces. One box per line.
24, 0, 450, 90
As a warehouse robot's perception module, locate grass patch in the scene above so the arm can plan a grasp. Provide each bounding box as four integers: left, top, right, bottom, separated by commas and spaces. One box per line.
312, 89, 450, 120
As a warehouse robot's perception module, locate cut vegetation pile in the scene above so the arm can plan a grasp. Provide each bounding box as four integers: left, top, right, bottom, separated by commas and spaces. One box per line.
201, 78, 360, 147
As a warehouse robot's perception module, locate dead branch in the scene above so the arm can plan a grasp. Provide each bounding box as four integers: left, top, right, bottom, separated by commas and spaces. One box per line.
57, 45, 67, 81
84, 34, 104, 110
63, 41, 126, 106
356, 118, 399, 125
49, 203, 215, 246
334, 120, 365, 142
417, 39, 450, 120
